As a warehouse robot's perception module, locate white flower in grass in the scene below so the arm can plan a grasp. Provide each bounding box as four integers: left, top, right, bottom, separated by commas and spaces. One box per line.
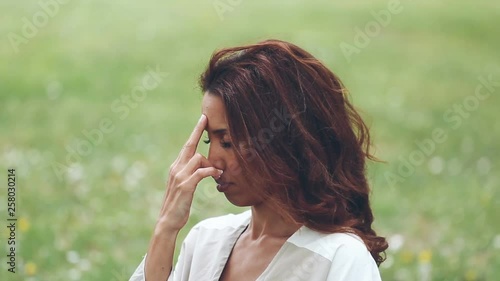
388, 233, 405, 252
125, 161, 148, 190
477, 157, 491, 175
67, 163, 84, 183
418, 263, 431, 281
4, 147, 21, 166
68, 268, 81, 280
418, 250, 432, 281
46, 80, 63, 100
112, 155, 128, 174
493, 234, 500, 249
66, 250, 80, 264
78, 259, 91, 271
428, 156, 444, 175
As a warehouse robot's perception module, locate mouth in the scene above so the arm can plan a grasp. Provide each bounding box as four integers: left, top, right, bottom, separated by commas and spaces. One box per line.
215, 179, 233, 192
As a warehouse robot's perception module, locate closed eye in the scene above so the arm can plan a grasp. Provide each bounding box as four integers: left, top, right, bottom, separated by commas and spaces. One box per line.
203, 138, 232, 149
221, 141, 232, 148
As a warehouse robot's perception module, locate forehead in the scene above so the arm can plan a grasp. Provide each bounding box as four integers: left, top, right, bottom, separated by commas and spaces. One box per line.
202, 93, 228, 132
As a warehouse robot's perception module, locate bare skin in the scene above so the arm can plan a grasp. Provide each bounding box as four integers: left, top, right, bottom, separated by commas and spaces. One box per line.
219, 202, 301, 281
144, 94, 301, 281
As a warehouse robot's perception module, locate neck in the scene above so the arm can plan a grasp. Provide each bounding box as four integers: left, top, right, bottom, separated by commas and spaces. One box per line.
246, 202, 302, 240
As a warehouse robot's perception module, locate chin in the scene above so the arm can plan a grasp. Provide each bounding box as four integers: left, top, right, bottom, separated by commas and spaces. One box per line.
224, 193, 261, 207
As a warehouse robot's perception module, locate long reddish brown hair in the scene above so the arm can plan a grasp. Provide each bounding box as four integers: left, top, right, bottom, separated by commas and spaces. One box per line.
199, 39, 387, 265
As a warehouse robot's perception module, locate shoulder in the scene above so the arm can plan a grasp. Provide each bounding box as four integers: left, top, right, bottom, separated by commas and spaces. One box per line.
287, 230, 381, 280
182, 210, 251, 244
288, 228, 374, 263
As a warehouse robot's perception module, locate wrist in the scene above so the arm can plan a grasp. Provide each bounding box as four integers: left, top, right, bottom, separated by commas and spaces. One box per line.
155, 217, 182, 235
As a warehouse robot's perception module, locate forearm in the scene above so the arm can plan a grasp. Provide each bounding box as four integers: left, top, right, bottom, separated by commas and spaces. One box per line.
142, 114, 217, 280
144, 220, 180, 281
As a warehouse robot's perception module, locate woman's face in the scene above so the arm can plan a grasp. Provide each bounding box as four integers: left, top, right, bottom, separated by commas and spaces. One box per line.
202, 93, 262, 207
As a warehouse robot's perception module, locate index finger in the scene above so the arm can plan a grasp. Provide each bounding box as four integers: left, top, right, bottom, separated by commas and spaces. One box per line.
179, 114, 207, 161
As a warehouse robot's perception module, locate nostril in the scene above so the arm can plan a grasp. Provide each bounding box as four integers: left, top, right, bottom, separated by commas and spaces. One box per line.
209, 159, 225, 172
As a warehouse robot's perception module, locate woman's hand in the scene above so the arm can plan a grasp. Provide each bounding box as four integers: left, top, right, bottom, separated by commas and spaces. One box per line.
144, 114, 222, 281
157, 114, 223, 231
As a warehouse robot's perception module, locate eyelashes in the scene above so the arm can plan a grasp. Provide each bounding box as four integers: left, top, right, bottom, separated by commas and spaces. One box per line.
221, 141, 232, 148
203, 138, 232, 148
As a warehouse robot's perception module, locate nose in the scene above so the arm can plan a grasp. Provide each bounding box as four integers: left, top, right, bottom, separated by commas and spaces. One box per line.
207, 144, 226, 171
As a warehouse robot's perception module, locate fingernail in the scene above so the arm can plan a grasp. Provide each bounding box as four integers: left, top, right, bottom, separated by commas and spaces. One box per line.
218, 169, 224, 175
199, 114, 206, 122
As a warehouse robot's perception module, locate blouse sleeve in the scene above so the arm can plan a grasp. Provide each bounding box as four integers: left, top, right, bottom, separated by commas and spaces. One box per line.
128, 253, 175, 281
326, 243, 382, 281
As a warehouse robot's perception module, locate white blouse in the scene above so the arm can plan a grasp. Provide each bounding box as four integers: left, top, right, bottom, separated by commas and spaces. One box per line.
129, 210, 382, 281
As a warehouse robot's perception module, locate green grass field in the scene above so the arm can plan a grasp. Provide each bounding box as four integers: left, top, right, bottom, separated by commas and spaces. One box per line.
1, 0, 499, 280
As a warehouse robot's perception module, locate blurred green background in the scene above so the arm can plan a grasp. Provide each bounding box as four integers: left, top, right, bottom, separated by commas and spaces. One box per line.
1, 0, 499, 280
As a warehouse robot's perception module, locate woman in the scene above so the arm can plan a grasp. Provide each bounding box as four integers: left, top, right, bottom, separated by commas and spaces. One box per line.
130, 39, 388, 281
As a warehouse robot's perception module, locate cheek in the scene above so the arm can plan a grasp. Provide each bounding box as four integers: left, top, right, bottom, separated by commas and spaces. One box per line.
238, 142, 259, 162
227, 146, 261, 181
227, 158, 242, 176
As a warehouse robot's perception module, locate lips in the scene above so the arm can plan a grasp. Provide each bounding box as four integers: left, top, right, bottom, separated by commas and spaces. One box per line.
215, 179, 233, 192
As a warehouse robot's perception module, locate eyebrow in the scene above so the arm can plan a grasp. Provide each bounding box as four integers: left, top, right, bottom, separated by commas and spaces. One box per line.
208, 128, 228, 136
